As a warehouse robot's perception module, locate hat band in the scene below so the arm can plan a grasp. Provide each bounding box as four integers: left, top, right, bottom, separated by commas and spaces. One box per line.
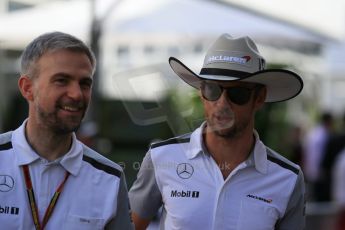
200, 68, 251, 79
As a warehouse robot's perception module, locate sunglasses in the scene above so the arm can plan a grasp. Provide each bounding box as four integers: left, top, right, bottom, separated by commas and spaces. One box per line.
201, 82, 261, 105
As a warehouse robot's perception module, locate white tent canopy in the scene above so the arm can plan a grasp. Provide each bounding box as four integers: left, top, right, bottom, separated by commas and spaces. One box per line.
0, 0, 330, 49
0, 0, 91, 48
107, 0, 329, 46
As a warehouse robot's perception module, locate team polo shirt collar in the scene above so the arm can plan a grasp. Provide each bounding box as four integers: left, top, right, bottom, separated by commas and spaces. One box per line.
12, 120, 84, 176
185, 122, 268, 174
60, 138, 83, 176
185, 122, 206, 159
251, 130, 268, 174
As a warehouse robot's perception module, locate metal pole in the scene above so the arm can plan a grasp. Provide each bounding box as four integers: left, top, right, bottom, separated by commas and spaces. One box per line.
88, 0, 123, 122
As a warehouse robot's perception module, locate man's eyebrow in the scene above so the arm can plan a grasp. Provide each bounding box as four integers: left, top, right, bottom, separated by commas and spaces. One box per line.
51, 73, 93, 81
51, 72, 72, 78
81, 77, 93, 84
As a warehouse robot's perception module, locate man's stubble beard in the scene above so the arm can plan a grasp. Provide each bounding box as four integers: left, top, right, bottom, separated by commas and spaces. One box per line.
35, 101, 86, 135
206, 110, 251, 139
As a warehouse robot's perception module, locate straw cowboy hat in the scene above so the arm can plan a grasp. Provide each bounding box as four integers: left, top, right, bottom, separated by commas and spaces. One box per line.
169, 34, 303, 102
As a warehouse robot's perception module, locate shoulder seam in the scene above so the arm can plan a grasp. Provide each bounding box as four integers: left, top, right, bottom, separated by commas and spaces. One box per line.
266, 151, 299, 175
0, 142, 13, 151
82, 155, 122, 178
150, 137, 190, 149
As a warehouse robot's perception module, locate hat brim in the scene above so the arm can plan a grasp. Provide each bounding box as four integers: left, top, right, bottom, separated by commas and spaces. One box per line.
169, 57, 303, 103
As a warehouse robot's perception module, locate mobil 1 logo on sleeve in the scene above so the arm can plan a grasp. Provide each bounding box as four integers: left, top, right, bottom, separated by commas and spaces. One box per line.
170, 190, 200, 198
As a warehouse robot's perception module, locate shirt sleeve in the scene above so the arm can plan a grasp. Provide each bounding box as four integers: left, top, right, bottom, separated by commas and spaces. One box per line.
129, 151, 162, 219
105, 171, 134, 230
276, 170, 306, 230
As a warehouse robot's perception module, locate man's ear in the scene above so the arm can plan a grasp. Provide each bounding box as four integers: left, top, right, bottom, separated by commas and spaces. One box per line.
18, 75, 34, 101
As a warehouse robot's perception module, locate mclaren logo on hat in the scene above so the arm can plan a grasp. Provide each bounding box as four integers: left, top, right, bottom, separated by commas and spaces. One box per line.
206, 55, 251, 65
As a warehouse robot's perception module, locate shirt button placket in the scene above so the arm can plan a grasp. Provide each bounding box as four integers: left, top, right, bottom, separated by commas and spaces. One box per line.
213, 184, 228, 229
39, 161, 49, 221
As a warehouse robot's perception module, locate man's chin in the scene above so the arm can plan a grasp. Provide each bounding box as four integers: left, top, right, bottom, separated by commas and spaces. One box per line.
207, 125, 233, 135
52, 120, 82, 134
209, 121, 234, 131
214, 130, 236, 139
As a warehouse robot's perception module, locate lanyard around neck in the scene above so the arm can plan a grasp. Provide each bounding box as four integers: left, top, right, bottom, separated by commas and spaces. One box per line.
22, 164, 70, 230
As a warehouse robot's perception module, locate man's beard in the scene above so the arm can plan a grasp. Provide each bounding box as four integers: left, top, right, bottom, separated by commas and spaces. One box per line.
36, 102, 86, 135
213, 120, 249, 139
206, 109, 249, 139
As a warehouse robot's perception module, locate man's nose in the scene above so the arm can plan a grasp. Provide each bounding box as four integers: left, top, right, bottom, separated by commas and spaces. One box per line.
217, 91, 231, 105
67, 83, 83, 100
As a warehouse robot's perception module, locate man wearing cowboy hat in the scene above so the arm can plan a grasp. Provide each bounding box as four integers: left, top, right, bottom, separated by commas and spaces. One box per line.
129, 34, 305, 230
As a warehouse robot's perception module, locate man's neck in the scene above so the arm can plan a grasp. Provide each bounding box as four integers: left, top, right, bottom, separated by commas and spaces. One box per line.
203, 128, 255, 179
25, 121, 72, 161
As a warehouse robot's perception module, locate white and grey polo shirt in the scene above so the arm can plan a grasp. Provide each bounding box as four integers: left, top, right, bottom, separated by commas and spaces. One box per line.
129, 123, 305, 230
0, 121, 133, 230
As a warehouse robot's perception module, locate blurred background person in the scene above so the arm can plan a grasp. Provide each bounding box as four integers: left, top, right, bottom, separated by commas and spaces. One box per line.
303, 112, 334, 201
320, 112, 345, 202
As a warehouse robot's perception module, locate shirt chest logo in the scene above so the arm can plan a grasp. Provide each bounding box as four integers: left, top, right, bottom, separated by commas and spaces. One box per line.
0, 205, 19, 215
171, 190, 200, 198
0, 175, 14, 192
176, 163, 194, 179
247, 194, 272, 204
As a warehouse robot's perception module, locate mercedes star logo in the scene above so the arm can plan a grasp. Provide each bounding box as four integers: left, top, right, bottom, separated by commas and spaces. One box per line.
0, 175, 14, 192
176, 163, 194, 179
